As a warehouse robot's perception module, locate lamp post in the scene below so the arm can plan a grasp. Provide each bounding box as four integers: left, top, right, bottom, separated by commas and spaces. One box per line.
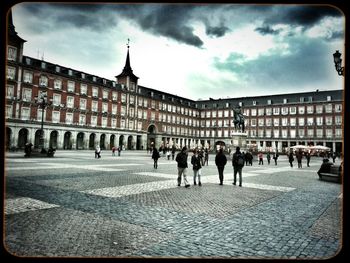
35, 91, 49, 153
333, 50, 344, 76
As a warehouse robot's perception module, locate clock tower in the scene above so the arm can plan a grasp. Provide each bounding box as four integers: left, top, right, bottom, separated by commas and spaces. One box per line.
116, 39, 139, 92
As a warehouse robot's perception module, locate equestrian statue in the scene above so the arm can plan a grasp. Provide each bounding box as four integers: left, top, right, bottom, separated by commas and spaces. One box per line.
233, 106, 245, 133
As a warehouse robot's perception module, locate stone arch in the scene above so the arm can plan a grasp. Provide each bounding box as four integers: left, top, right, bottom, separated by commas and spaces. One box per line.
63, 131, 72, 149
89, 133, 96, 149
49, 130, 58, 148
100, 134, 106, 149
76, 132, 85, 150
18, 128, 29, 149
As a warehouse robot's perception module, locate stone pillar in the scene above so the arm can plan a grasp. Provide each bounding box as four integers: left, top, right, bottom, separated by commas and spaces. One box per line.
57, 130, 64, 149
232, 132, 248, 152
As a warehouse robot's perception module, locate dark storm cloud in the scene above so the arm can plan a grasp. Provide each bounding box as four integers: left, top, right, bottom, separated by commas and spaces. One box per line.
265, 5, 342, 27
18, 3, 204, 47
255, 25, 281, 35
213, 37, 335, 88
206, 25, 230, 38
128, 5, 204, 47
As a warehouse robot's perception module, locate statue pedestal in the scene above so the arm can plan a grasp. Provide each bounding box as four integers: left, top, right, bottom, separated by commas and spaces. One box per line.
231, 132, 248, 152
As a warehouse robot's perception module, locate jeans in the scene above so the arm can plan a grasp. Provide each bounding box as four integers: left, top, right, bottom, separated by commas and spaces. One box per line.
193, 169, 201, 184
177, 167, 189, 186
233, 166, 242, 186
217, 166, 225, 184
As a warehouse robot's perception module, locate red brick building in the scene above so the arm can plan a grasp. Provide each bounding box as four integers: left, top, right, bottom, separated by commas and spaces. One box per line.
5, 11, 343, 154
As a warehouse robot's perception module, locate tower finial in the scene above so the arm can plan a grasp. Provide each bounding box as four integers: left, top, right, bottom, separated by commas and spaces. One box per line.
127, 38, 130, 49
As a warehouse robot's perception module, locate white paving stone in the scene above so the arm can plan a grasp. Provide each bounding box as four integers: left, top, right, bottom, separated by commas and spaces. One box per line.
5, 197, 60, 215
81, 180, 176, 198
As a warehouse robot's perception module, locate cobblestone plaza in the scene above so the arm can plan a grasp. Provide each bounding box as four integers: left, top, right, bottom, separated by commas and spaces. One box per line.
4, 150, 342, 259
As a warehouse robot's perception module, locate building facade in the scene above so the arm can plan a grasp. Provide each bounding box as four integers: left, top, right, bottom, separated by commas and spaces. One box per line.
5, 12, 343, 154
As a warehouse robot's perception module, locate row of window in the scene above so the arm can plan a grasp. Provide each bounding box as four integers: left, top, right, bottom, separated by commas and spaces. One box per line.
202, 96, 333, 109
247, 116, 342, 126
200, 104, 342, 118
6, 84, 202, 117
197, 129, 342, 138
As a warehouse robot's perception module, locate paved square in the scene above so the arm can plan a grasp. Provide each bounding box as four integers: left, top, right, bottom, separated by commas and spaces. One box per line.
4, 150, 342, 259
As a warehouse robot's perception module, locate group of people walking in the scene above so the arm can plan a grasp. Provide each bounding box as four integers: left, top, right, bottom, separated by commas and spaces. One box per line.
173, 146, 246, 188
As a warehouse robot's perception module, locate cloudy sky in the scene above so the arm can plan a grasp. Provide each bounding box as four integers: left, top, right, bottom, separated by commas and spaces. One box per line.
12, 3, 345, 100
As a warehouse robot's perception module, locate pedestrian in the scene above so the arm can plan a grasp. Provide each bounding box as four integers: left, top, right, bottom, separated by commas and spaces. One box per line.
166, 149, 171, 160
112, 146, 116, 156
199, 149, 204, 166
204, 148, 209, 166
317, 158, 333, 179
288, 151, 294, 167
24, 142, 32, 157
258, 152, 264, 165
215, 148, 227, 185
95, 146, 101, 159
306, 151, 311, 167
296, 150, 303, 168
232, 146, 244, 187
191, 149, 202, 186
152, 148, 160, 169
266, 152, 271, 165
332, 152, 337, 163
273, 152, 279, 165
175, 146, 190, 188
117, 146, 121, 156
171, 146, 176, 160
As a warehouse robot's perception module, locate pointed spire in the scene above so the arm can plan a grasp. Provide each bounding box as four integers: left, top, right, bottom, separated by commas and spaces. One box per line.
116, 38, 138, 80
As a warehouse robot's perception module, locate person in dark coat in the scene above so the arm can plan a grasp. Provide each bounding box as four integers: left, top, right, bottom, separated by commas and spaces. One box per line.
317, 159, 333, 179
266, 152, 271, 165
204, 148, 209, 166
215, 148, 227, 185
152, 148, 160, 169
176, 147, 190, 188
171, 146, 176, 160
288, 151, 294, 167
296, 150, 303, 168
232, 147, 245, 187
305, 151, 311, 167
273, 152, 279, 165
191, 149, 202, 186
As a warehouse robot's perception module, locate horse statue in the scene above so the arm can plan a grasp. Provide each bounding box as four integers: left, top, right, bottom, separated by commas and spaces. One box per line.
233, 106, 245, 133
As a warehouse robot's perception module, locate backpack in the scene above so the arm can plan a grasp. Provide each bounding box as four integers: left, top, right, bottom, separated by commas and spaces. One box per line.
237, 154, 244, 166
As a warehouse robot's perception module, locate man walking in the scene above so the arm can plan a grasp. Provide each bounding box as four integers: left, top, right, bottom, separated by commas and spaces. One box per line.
232, 147, 245, 187
152, 147, 160, 169
215, 148, 227, 185
191, 149, 202, 186
176, 147, 190, 188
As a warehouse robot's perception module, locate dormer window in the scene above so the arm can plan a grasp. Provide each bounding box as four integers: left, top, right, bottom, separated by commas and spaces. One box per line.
55, 66, 60, 72
25, 58, 31, 65
252, 101, 256, 106
81, 73, 85, 79
327, 96, 332, 101
92, 76, 97, 82
283, 98, 288, 104
7, 46, 17, 61
68, 69, 73, 76
41, 62, 46, 69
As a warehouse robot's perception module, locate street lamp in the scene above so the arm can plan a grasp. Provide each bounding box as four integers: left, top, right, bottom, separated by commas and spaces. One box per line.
34, 91, 50, 153
333, 50, 344, 76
